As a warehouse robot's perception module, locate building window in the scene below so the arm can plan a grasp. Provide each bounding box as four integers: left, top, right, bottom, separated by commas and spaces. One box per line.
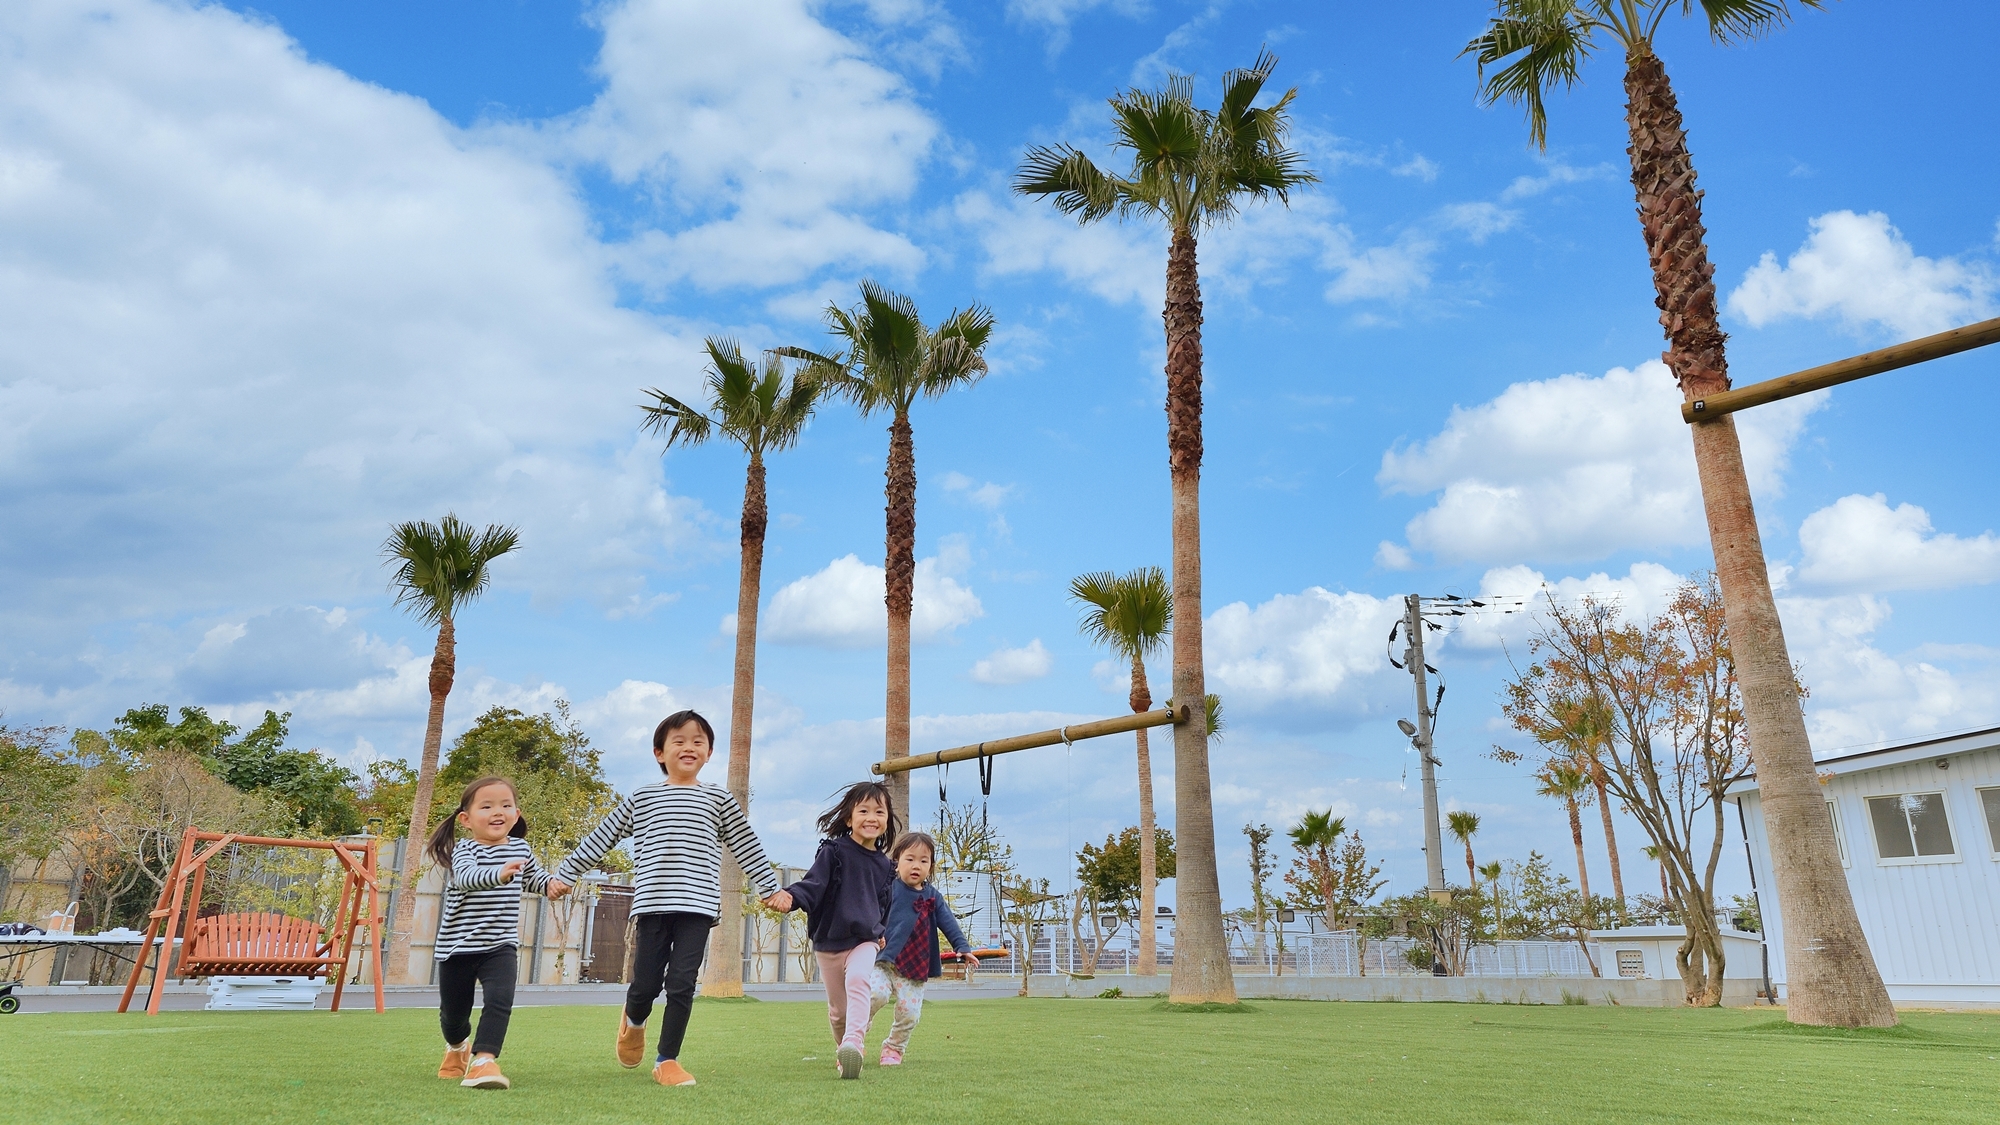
1865, 792, 1956, 862
1615, 950, 1645, 978
1827, 799, 1849, 867
1979, 787, 2000, 856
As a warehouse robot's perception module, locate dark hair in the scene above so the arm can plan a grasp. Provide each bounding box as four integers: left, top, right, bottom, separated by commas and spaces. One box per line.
652, 709, 716, 773
427, 776, 529, 867
890, 831, 936, 866
815, 782, 899, 852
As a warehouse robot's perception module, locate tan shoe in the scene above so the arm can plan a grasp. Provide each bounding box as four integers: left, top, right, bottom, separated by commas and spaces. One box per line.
461, 1058, 510, 1090
653, 1059, 697, 1086
616, 1016, 646, 1069
438, 1043, 471, 1079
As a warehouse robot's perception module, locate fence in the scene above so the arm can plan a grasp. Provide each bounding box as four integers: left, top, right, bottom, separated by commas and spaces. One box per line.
966, 925, 1601, 980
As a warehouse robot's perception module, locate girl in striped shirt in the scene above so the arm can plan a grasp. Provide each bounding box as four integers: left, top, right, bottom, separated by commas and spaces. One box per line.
428, 775, 557, 1091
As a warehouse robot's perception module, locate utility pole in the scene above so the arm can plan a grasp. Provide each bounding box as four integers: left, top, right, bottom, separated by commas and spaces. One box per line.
1400, 593, 1447, 900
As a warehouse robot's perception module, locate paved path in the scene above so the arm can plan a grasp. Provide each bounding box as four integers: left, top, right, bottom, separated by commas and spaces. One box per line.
10, 979, 1023, 1013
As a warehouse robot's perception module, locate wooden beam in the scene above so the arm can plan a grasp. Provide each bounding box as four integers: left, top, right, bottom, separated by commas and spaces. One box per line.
871, 706, 1187, 777
1683, 316, 2000, 423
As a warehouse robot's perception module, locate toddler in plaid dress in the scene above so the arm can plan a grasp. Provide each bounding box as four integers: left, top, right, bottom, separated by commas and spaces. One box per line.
868, 831, 975, 1066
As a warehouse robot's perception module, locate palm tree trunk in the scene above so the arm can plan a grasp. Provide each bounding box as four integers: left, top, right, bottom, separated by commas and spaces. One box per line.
1463, 842, 1476, 891
1567, 793, 1592, 907
1624, 46, 1893, 1027
1489, 873, 1504, 940
1162, 226, 1233, 1005
1130, 655, 1158, 977
389, 613, 453, 983
708, 451, 768, 999
883, 410, 917, 825
1592, 765, 1626, 912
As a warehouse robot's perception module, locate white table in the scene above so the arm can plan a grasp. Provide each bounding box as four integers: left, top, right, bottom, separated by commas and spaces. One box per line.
0, 932, 173, 985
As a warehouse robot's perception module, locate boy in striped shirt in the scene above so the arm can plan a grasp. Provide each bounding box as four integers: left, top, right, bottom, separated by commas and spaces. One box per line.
549, 709, 782, 1087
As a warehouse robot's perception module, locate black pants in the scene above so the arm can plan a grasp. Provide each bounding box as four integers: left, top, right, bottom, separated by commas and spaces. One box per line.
439, 946, 517, 1058
625, 912, 713, 1062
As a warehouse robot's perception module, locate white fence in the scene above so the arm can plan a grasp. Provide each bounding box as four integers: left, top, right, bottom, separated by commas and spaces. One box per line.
969, 925, 1600, 980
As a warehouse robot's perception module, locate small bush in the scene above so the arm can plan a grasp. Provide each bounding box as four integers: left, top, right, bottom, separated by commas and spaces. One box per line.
1098, 987, 1124, 999
1560, 990, 1588, 1006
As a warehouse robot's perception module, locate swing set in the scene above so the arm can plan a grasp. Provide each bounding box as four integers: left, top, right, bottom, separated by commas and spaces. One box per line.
875, 706, 1189, 976
118, 827, 386, 1015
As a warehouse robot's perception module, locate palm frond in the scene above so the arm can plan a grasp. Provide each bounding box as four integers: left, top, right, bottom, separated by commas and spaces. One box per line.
381, 513, 520, 625
1465, 3, 1595, 151
1684, 0, 1822, 43
1013, 145, 1125, 222
1068, 566, 1172, 663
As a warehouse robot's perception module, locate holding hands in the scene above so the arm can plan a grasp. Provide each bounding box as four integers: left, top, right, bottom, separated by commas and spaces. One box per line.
763, 890, 793, 911
547, 879, 573, 899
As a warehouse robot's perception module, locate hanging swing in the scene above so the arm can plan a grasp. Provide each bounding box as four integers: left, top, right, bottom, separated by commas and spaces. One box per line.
118, 827, 386, 1015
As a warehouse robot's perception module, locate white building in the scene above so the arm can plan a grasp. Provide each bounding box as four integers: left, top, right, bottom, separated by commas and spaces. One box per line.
1728, 725, 2000, 1009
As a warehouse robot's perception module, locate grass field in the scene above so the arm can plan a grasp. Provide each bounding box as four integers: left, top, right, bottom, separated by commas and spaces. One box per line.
4, 998, 1996, 1124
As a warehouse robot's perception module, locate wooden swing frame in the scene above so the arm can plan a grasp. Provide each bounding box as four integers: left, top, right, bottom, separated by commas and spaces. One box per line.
118, 827, 386, 1015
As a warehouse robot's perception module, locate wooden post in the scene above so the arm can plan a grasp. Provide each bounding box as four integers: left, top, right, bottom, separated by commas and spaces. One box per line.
145, 828, 199, 1015
1683, 316, 2000, 422
870, 707, 1186, 776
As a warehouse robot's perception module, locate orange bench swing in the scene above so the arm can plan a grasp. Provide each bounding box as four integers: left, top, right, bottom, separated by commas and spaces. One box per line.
119, 828, 386, 1015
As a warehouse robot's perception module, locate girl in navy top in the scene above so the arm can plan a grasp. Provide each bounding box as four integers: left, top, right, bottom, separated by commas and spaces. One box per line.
768, 781, 898, 1079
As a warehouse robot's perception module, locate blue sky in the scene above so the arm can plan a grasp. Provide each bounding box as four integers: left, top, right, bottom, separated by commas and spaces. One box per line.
3, 0, 1998, 911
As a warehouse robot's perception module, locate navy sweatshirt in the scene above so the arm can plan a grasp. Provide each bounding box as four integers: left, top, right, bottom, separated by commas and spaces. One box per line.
877, 880, 972, 981
782, 836, 894, 953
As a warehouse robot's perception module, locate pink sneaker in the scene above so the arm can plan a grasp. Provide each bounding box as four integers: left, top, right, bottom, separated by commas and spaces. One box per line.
878, 1046, 903, 1067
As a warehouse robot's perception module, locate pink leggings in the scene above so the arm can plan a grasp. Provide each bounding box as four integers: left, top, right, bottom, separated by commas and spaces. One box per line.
814, 945, 878, 1046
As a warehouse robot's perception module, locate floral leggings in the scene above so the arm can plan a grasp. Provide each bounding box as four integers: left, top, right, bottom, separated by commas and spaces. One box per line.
865, 963, 926, 1053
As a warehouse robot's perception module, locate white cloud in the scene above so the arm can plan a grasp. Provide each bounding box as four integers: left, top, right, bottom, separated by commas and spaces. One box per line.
1378, 360, 1819, 564
940, 471, 1014, 510
1778, 594, 2000, 751
957, 187, 1508, 311
763, 541, 984, 647
1004, 0, 1146, 53
1204, 587, 1407, 720
1392, 155, 1440, 182
1796, 494, 2000, 592
1498, 160, 1616, 202
1727, 210, 1997, 338
970, 640, 1053, 684
954, 189, 1162, 307
1458, 563, 1688, 652
536, 0, 940, 291
0, 0, 708, 675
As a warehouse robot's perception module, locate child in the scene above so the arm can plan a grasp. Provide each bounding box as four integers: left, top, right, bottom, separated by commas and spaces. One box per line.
429, 775, 557, 1091
764, 781, 899, 1079
868, 831, 975, 1066
551, 709, 783, 1088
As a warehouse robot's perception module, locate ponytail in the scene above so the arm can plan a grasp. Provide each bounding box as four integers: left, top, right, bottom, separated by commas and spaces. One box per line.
426, 776, 528, 867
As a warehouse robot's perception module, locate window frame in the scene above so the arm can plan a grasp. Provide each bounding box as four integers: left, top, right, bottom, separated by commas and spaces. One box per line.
1863, 789, 1960, 867
1977, 786, 2000, 859
1826, 798, 1850, 868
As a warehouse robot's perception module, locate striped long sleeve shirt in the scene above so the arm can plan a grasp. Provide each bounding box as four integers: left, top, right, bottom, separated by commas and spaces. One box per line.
556, 781, 780, 918
434, 837, 551, 961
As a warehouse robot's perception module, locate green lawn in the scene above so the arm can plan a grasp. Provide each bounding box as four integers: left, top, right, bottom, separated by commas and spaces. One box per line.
4, 998, 1996, 1124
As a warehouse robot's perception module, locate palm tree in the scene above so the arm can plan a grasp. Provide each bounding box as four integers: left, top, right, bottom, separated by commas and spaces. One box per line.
1536, 761, 1593, 910
1477, 859, 1506, 940
782, 282, 992, 824
1447, 810, 1482, 890
641, 338, 820, 998
1014, 51, 1315, 1006
1466, 0, 1891, 1027
1588, 756, 1627, 915
380, 514, 520, 981
1070, 567, 1171, 976
1287, 810, 1346, 934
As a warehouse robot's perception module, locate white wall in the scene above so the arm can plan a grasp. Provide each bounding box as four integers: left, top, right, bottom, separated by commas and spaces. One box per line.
1737, 743, 2000, 1007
